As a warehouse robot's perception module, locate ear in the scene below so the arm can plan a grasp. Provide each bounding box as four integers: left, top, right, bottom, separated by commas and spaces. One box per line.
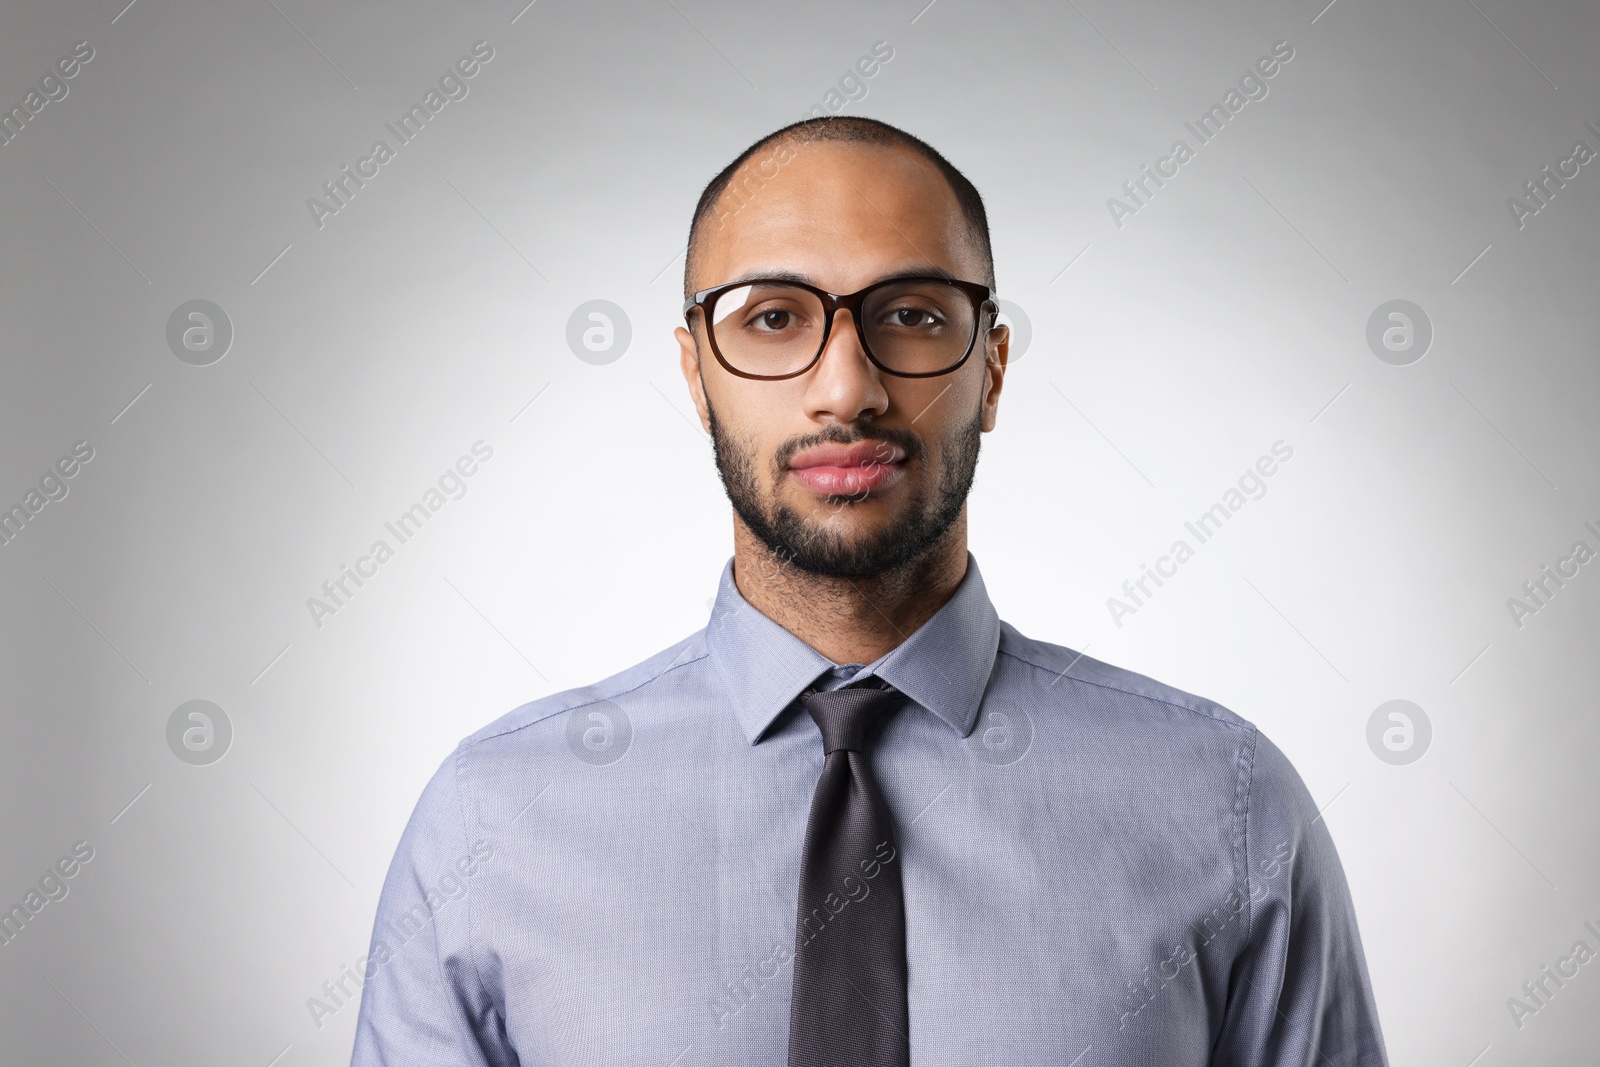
677, 323, 714, 434
980, 321, 1009, 432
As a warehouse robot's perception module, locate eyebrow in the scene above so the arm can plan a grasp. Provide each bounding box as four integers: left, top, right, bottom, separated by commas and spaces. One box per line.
716, 264, 963, 289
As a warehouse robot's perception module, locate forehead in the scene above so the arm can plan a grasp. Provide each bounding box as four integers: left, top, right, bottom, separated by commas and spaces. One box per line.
695, 140, 984, 292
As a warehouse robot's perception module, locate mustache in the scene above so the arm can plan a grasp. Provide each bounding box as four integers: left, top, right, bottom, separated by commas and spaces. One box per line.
771, 423, 926, 472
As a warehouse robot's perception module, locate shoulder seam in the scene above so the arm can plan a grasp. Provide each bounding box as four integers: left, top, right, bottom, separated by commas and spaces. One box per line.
466, 642, 711, 749
452, 742, 495, 1009
996, 644, 1249, 733
1235, 724, 1260, 943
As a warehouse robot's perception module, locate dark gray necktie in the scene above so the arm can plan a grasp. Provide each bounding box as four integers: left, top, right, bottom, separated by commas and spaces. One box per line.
787, 679, 910, 1067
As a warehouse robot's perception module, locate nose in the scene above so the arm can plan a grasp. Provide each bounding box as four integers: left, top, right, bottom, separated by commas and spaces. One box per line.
801, 308, 889, 426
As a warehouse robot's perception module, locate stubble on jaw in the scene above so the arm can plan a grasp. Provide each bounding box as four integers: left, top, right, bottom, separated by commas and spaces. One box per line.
704, 390, 983, 598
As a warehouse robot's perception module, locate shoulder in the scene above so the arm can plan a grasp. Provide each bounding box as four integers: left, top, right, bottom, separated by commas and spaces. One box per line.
991, 621, 1262, 845
993, 627, 1319, 827
463, 628, 710, 750
993, 622, 1336, 920
382, 626, 708, 857
408, 629, 711, 818
995, 620, 1255, 739
994, 624, 1334, 884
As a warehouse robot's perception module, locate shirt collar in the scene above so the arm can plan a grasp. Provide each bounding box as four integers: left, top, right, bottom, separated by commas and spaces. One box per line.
705, 552, 1001, 745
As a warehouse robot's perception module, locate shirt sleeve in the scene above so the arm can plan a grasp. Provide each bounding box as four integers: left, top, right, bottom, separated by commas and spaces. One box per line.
349, 745, 515, 1067
1211, 729, 1389, 1067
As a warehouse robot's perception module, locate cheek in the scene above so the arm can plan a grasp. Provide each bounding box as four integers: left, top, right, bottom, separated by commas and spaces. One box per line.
710, 385, 788, 472
891, 374, 977, 440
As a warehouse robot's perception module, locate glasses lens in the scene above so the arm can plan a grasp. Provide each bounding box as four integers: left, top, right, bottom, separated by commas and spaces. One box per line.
861, 280, 978, 375
707, 283, 827, 377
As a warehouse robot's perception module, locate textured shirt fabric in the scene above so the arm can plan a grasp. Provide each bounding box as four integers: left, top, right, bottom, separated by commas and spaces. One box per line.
349, 553, 1388, 1066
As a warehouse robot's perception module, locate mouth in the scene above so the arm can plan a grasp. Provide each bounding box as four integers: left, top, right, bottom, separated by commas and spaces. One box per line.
786, 439, 907, 497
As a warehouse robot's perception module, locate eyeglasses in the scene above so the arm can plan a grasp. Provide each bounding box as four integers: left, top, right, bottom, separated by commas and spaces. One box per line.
682, 274, 997, 381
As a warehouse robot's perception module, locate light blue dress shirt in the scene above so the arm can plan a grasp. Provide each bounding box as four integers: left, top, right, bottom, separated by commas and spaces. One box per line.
350, 553, 1387, 1065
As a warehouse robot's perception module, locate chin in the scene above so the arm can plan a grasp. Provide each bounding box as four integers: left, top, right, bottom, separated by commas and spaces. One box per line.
786, 496, 905, 537
782, 477, 910, 508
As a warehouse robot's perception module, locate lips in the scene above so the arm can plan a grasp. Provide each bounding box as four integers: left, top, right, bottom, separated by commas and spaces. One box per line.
786, 440, 907, 496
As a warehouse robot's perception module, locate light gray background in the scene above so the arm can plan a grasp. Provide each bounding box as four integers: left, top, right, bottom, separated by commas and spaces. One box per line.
2, 0, 1597, 1063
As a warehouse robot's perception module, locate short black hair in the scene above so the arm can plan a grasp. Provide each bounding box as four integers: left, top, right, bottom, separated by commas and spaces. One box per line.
683, 116, 994, 299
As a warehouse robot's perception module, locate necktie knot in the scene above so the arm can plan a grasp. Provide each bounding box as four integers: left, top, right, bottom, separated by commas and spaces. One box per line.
803, 682, 902, 755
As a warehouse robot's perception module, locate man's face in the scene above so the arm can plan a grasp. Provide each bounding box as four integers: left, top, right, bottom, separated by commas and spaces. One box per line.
676, 140, 1008, 579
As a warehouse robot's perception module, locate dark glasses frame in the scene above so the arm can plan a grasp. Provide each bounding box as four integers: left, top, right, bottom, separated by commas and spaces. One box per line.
682, 273, 999, 381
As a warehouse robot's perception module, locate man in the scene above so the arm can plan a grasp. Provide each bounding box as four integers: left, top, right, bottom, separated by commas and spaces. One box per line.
350, 116, 1388, 1065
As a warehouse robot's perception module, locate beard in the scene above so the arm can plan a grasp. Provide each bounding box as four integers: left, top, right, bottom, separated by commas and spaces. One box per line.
705, 396, 983, 579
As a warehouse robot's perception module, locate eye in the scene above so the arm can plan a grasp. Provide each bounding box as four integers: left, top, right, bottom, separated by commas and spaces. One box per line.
885, 306, 943, 329
742, 303, 815, 334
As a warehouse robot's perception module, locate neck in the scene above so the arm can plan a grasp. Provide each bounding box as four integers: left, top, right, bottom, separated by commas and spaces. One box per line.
729, 510, 970, 665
